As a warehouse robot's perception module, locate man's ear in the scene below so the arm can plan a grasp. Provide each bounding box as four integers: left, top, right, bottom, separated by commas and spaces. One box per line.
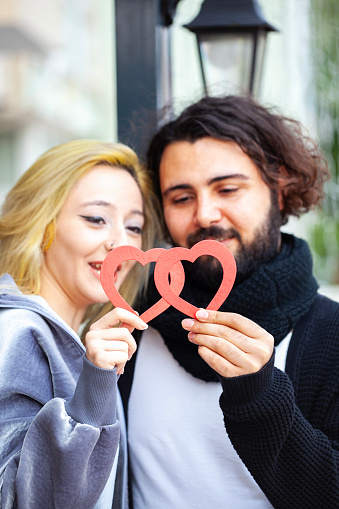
278, 189, 284, 211
277, 166, 287, 211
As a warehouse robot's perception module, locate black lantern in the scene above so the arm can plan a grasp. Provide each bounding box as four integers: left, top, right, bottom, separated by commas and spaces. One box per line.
184, 0, 277, 97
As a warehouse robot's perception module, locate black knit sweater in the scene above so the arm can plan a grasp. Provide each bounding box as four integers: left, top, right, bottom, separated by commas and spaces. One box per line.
219, 293, 339, 508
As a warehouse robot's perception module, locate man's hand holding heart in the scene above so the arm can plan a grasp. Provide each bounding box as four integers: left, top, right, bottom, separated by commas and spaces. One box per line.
181, 309, 274, 378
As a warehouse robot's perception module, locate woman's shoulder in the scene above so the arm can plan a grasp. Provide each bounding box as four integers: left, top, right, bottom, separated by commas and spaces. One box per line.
0, 305, 56, 364
0, 274, 75, 339
0, 293, 53, 334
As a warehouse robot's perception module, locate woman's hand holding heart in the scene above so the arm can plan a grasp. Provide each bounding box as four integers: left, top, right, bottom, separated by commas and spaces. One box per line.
85, 308, 147, 374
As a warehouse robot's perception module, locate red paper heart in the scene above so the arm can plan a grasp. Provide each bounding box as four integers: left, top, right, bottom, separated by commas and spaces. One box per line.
100, 246, 184, 323
154, 240, 237, 318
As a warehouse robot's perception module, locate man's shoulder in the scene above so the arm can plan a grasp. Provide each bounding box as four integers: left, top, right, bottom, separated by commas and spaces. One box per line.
312, 293, 339, 323
291, 293, 339, 356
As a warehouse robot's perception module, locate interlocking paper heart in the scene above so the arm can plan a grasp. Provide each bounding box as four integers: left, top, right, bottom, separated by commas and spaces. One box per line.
100, 240, 237, 321
154, 240, 237, 318
100, 246, 185, 323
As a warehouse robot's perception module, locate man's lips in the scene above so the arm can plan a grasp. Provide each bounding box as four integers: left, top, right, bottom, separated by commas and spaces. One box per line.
195, 236, 235, 245
209, 237, 232, 242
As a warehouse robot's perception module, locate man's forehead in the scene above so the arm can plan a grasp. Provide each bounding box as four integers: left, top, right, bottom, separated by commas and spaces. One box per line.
159, 152, 255, 196
159, 138, 260, 187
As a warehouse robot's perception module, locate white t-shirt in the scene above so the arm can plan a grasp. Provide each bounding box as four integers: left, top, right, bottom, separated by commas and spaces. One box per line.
128, 326, 291, 509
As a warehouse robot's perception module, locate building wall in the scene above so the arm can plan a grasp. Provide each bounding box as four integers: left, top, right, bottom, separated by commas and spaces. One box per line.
0, 0, 115, 202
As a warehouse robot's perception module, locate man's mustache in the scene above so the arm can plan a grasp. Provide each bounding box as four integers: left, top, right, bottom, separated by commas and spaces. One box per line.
186, 226, 242, 249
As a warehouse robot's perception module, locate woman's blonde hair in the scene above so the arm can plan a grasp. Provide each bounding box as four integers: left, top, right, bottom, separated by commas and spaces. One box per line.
0, 139, 160, 315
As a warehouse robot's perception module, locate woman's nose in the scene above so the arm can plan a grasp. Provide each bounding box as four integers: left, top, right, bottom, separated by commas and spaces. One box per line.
104, 226, 129, 251
104, 240, 115, 251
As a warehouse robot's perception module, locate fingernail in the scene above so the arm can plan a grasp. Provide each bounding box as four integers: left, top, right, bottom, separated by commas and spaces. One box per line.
188, 331, 196, 341
195, 309, 209, 320
182, 318, 194, 330
140, 321, 148, 330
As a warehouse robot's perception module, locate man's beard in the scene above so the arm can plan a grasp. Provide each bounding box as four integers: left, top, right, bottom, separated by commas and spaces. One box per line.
180, 198, 282, 289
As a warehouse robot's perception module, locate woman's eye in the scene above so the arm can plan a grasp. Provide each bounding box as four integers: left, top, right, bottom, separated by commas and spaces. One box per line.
127, 225, 143, 235
80, 215, 105, 225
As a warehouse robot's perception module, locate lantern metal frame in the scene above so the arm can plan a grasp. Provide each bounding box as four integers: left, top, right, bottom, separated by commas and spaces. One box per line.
183, 0, 277, 95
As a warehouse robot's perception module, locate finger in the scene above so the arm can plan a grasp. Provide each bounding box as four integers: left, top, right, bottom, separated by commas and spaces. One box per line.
105, 336, 136, 360
94, 338, 132, 354
119, 320, 139, 334
194, 309, 269, 339
183, 313, 274, 357
86, 328, 137, 359
86, 337, 131, 370
187, 320, 273, 367
184, 319, 254, 353
198, 340, 270, 377
189, 332, 250, 370
197, 346, 241, 378
90, 307, 148, 332
86, 348, 130, 371
201, 331, 270, 373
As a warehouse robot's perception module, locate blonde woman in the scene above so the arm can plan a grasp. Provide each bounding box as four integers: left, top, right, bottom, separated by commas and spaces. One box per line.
0, 140, 159, 509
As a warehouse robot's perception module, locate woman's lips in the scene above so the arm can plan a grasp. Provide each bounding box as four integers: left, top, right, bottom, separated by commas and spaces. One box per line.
89, 262, 121, 283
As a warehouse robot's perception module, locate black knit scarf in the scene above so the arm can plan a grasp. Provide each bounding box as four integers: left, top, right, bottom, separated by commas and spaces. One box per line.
140, 234, 319, 382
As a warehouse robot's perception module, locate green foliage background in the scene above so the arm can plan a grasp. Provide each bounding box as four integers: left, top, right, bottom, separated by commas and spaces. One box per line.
309, 0, 339, 284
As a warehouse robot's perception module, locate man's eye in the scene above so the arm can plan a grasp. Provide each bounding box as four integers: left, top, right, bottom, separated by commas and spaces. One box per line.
80, 215, 105, 225
173, 195, 191, 204
220, 187, 238, 194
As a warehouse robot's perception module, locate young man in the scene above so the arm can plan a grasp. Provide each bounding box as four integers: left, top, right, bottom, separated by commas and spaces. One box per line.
119, 95, 339, 509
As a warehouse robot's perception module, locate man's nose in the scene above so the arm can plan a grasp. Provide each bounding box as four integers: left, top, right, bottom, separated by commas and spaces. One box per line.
194, 197, 222, 228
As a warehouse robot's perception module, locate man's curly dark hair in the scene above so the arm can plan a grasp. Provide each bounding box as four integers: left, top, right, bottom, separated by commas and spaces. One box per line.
146, 95, 330, 226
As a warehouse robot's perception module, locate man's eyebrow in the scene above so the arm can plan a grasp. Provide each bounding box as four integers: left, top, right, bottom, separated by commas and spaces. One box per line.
207, 174, 249, 185
162, 184, 192, 197
163, 174, 249, 196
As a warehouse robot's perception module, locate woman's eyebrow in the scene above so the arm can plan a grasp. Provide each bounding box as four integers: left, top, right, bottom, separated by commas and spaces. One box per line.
81, 200, 113, 207
81, 200, 144, 216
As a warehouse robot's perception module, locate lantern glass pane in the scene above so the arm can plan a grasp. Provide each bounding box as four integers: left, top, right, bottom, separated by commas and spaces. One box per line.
198, 32, 253, 95
252, 30, 267, 96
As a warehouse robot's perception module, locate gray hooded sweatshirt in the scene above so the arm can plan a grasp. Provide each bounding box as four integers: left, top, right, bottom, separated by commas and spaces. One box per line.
0, 274, 128, 509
